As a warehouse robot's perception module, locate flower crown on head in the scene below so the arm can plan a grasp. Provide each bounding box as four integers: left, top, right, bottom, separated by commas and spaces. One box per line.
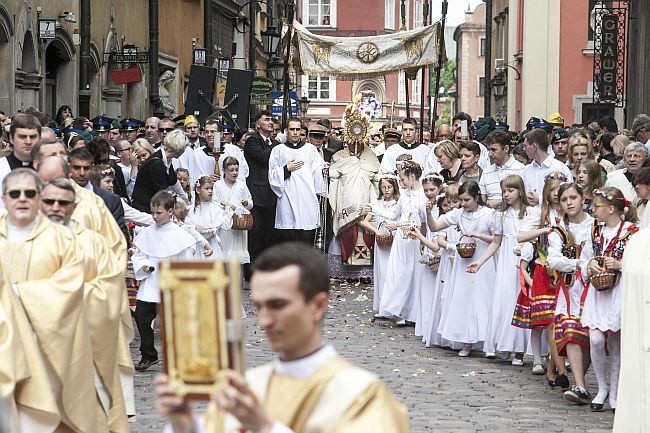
379, 172, 399, 181
422, 172, 444, 182
592, 188, 631, 207
100, 167, 115, 177
544, 171, 568, 182
194, 174, 212, 189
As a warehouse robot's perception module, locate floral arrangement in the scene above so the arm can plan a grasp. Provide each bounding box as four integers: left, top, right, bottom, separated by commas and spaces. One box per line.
342, 90, 382, 128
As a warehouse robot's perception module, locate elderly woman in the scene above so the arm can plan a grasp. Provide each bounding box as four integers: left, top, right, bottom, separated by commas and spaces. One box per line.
131, 129, 188, 212
435, 140, 462, 183
605, 141, 649, 204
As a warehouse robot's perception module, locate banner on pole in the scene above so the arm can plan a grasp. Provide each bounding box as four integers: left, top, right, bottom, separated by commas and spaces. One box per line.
289, 20, 446, 80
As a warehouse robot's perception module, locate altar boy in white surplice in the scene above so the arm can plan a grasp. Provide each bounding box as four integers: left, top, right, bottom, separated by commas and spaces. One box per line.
268, 117, 324, 244
131, 191, 198, 372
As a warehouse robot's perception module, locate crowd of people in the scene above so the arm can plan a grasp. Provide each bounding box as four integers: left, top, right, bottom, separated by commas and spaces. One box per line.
0, 103, 649, 432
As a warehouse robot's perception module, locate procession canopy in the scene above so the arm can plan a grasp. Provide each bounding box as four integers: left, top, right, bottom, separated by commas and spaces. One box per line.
288, 20, 447, 80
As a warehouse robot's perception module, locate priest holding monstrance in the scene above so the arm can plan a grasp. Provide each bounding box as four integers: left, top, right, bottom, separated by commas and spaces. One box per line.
326, 100, 380, 281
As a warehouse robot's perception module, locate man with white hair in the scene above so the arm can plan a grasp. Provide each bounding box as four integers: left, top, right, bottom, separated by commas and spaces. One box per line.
631, 113, 650, 154
605, 141, 649, 203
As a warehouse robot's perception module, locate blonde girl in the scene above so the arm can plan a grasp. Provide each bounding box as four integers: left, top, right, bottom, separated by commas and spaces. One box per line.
516, 172, 569, 384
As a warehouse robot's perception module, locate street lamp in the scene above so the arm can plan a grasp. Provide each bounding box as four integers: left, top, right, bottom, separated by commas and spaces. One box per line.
490, 74, 506, 98
267, 56, 284, 82
261, 21, 282, 58
298, 96, 310, 115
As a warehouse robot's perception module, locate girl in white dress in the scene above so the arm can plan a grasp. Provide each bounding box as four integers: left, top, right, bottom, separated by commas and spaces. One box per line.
428, 181, 497, 357
581, 187, 639, 412
213, 156, 253, 264
357, 175, 400, 314
378, 161, 428, 325
547, 183, 594, 405
414, 173, 443, 338
467, 175, 531, 364
186, 175, 231, 260
422, 183, 462, 348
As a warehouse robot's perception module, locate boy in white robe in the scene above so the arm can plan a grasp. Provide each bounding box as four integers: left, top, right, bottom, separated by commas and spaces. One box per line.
268, 117, 324, 244
132, 191, 198, 372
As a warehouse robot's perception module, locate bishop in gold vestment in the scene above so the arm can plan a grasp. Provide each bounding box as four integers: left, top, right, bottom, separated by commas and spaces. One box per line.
0, 212, 97, 433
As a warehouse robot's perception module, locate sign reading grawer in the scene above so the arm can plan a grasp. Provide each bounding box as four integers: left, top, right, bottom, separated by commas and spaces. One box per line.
599, 14, 618, 102
160, 260, 245, 399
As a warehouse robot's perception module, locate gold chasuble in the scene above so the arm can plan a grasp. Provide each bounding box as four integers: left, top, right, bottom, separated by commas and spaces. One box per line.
71, 184, 135, 386
1, 277, 61, 432
204, 355, 409, 433
0, 214, 97, 433
72, 221, 129, 433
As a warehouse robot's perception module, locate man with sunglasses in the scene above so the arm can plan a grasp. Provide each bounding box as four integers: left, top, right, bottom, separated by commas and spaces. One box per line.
0, 168, 98, 433
39, 177, 130, 432
155, 117, 176, 150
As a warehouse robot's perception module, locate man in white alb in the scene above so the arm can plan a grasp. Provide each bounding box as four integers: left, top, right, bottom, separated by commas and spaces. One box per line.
379, 118, 431, 175
269, 117, 324, 244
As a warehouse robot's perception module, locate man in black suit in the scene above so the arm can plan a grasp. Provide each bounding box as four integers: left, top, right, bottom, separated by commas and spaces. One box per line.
317, 118, 344, 157
68, 147, 129, 240
131, 129, 187, 212
244, 110, 278, 279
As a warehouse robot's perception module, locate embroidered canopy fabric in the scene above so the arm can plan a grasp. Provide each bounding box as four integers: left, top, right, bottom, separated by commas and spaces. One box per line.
289, 20, 446, 80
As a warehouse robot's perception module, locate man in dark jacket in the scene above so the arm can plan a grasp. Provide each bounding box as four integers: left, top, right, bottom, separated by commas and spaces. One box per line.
244, 110, 278, 278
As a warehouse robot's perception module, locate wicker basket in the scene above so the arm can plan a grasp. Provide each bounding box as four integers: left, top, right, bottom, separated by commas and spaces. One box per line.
428, 253, 442, 272
589, 257, 619, 291
456, 235, 477, 258
376, 233, 393, 247
232, 213, 253, 231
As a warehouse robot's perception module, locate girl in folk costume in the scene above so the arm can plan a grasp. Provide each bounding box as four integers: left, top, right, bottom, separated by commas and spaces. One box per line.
428, 181, 497, 357
357, 175, 400, 315
581, 187, 638, 412
212, 157, 253, 264
467, 175, 531, 364
547, 183, 594, 405
378, 161, 428, 325
515, 172, 569, 384
415, 182, 462, 347
185, 175, 231, 260
413, 173, 443, 338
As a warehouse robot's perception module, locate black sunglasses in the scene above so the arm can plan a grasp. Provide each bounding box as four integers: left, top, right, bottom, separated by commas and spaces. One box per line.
6, 189, 38, 199
42, 198, 74, 206
158, 127, 175, 133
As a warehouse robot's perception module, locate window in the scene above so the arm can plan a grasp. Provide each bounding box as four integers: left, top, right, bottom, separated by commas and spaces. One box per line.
307, 74, 335, 100
480, 38, 486, 57
398, 71, 406, 104
305, 0, 336, 27
411, 73, 422, 102
413, 0, 423, 28
385, 0, 395, 30
478, 77, 485, 97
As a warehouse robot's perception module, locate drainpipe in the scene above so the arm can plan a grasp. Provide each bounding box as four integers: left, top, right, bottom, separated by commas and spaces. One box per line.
78, 0, 91, 117
149, 0, 164, 117
483, 0, 492, 117
204, 0, 213, 67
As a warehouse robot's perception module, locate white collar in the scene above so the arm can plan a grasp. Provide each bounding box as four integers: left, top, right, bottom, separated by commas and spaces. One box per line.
83, 182, 94, 192
273, 344, 337, 379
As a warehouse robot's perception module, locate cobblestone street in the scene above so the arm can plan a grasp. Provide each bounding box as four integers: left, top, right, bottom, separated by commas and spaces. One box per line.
131, 281, 614, 433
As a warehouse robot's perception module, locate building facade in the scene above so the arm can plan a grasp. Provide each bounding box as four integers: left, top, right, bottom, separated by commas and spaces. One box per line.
486, 0, 633, 131
453, 3, 486, 122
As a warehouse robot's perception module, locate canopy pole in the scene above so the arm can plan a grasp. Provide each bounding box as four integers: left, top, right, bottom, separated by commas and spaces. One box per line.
419, 0, 430, 142
431, 0, 448, 132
